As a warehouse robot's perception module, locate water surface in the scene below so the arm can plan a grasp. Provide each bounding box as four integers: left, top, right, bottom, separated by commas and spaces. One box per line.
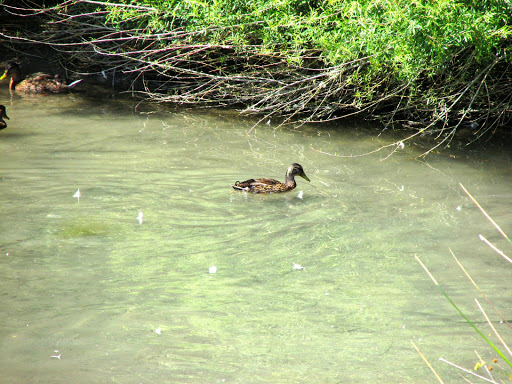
1, 88, 511, 383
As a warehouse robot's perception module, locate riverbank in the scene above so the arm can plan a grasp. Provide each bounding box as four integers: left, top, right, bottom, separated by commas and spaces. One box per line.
1, 0, 511, 153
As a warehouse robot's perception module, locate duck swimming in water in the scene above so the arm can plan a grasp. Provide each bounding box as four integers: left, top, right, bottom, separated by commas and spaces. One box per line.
232, 163, 310, 193
0, 61, 82, 94
0, 105, 9, 130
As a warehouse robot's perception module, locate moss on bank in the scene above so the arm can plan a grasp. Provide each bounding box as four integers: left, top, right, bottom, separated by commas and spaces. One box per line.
1, 0, 512, 150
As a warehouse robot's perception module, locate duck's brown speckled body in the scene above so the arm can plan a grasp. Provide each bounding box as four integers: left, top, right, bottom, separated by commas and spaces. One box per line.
232, 163, 310, 193
1, 61, 81, 94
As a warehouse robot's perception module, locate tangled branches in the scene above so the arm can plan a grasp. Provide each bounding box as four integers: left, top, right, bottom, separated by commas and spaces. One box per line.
1, 1, 511, 149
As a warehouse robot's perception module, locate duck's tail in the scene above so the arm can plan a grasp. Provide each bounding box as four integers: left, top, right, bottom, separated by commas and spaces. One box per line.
231, 184, 248, 192
67, 79, 83, 88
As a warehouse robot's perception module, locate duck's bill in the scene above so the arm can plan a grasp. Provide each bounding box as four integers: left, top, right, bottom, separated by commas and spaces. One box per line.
301, 174, 311, 182
0, 72, 7, 81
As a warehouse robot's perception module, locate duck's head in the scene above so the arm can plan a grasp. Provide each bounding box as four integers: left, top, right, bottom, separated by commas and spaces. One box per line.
0, 61, 21, 81
287, 163, 310, 182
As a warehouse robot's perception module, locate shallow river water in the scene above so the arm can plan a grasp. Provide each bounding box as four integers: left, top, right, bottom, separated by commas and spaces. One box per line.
1, 88, 511, 384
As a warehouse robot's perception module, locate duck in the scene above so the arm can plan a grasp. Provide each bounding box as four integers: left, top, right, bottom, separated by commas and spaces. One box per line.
0, 105, 9, 130
232, 163, 310, 193
0, 61, 82, 94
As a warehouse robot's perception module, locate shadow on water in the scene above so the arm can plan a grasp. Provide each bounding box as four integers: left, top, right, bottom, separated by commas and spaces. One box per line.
1, 87, 511, 383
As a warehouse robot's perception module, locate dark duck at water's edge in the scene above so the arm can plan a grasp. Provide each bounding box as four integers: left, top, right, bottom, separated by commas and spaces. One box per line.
232, 163, 310, 193
0, 61, 82, 94
0, 105, 9, 130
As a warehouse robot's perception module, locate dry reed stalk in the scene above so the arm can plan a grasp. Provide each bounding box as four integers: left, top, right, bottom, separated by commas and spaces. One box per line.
478, 235, 512, 265
449, 248, 512, 330
459, 183, 511, 244
411, 341, 445, 384
439, 358, 499, 384
474, 299, 512, 358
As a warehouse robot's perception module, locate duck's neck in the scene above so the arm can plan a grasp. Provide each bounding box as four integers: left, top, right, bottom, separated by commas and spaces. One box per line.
284, 172, 296, 187
9, 70, 22, 90
9, 77, 16, 90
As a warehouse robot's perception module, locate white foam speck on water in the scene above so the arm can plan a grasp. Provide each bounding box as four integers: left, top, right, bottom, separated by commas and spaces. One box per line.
292, 263, 305, 271
73, 188, 81, 202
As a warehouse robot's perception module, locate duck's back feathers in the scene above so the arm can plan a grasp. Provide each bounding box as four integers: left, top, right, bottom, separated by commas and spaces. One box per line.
15, 73, 67, 94
232, 177, 296, 193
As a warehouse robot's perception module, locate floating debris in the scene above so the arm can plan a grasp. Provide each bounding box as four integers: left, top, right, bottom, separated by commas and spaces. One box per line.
154, 327, 162, 335
292, 263, 305, 271
50, 354, 61, 360
297, 191, 303, 200
73, 188, 81, 202
209, 266, 217, 274
137, 211, 144, 224
456, 205, 462, 211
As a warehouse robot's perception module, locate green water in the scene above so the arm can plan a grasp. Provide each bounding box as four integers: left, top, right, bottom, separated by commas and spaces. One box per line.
1, 89, 511, 383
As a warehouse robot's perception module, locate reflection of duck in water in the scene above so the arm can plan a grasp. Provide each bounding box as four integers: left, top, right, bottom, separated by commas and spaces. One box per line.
0, 105, 9, 130
0, 61, 82, 94
232, 163, 310, 193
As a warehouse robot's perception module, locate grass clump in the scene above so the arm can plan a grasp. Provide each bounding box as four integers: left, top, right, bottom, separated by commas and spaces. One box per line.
2, 0, 512, 148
